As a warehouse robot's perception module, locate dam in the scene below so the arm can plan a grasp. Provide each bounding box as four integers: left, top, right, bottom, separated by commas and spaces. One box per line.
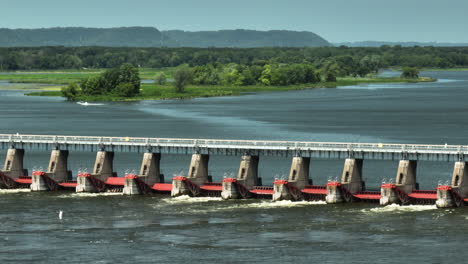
1, 133, 467, 208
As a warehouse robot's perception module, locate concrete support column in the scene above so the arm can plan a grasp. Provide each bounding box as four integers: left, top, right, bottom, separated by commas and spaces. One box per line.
1, 148, 26, 179
395, 160, 417, 194
272, 157, 310, 201
92, 151, 115, 181
123, 153, 162, 195
187, 154, 209, 186
46, 150, 72, 182
32, 150, 72, 192
450, 161, 468, 197
138, 153, 162, 185
340, 158, 363, 194
236, 155, 259, 189
287, 157, 310, 190
437, 162, 468, 208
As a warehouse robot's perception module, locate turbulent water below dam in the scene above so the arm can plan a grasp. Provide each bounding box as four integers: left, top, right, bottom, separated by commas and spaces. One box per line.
1, 70, 468, 263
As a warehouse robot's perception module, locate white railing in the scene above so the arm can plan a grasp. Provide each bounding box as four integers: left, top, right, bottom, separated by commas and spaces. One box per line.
0, 133, 466, 154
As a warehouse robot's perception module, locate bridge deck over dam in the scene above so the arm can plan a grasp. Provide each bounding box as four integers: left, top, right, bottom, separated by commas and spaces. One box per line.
0, 134, 466, 161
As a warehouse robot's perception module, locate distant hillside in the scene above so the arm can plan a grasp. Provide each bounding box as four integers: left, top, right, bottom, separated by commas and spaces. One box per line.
163, 29, 331, 47
335, 41, 468, 47
0, 27, 331, 48
0, 27, 163, 47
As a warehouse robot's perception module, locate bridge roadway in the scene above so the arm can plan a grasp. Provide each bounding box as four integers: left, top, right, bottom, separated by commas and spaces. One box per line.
0, 134, 466, 161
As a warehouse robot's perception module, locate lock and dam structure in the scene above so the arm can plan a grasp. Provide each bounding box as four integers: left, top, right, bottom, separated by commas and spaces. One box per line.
1, 133, 468, 208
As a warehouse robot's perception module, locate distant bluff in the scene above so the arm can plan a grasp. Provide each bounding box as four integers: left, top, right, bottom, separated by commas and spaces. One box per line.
0, 27, 331, 48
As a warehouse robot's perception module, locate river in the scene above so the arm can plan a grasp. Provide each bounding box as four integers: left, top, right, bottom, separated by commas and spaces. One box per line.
0, 71, 467, 263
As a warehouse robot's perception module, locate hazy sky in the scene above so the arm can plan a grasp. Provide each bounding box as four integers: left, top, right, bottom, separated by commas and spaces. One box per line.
1, 0, 467, 43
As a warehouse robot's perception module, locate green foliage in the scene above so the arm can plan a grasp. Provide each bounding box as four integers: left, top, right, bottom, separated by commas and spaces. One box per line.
113, 83, 138, 97
192, 64, 221, 85
325, 72, 337, 82
156, 73, 167, 85
173, 66, 192, 93
1, 46, 468, 73
401, 67, 420, 78
81, 63, 140, 97
61, 83, 80, 101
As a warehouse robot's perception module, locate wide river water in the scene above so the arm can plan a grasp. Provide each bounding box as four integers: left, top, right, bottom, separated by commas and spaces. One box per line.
1, 71, 468, 263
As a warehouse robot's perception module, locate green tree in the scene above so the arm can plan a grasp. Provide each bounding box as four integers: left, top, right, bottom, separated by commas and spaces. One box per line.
156, 73, 167, 85
401, 67, 419, 79
260, 64, 273, 86
173, 66, 192, 93
62, 83, 80, 101
81, 63, 140, 97
113, 83, 137, 97
325, 72, 337, 82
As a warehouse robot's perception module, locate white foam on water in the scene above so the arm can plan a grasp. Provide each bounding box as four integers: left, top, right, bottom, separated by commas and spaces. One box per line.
363, 204, 437, 213
0, 188, 31, 194
56, 192, 123, 198
241, 200, 327, 209
160, 195, 223, 204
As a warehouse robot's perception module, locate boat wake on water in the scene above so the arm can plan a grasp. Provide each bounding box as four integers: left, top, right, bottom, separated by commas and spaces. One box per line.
77, 101, 105, 106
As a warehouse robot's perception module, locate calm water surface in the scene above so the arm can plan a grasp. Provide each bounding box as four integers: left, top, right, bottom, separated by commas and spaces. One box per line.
1, 71, 468, 263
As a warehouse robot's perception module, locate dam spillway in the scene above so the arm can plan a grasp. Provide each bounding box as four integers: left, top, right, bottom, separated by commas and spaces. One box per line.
0, 133, 468, 208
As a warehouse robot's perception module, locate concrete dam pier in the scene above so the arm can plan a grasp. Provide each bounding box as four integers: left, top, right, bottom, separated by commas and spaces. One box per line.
1, 133, 468, 208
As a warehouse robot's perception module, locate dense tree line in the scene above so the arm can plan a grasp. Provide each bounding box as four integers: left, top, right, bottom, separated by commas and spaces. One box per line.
62, 63, 140, 100
1, 46, 468, 76
189, 63, 320, 86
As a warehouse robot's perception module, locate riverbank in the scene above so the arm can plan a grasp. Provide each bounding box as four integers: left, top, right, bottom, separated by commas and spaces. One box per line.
25, 76, 435, 102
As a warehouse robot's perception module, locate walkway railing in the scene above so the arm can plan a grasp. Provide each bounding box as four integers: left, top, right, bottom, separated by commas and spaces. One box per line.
0, 134, 466, 155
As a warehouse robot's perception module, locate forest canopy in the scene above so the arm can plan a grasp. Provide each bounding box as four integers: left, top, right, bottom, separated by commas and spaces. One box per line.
0, 46, 467, 74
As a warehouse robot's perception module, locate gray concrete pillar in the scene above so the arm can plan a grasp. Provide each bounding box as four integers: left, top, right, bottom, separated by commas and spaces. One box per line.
288, 157, 310, 190
76, 175, 97, 193
221, 178, 240, 200
380, 184, 400, 206
46, 150, 72, 182
236, 155, 259, 189
92, 151, 115, 181
187, 154, 209, 186
273, 180, 293, 201
436, 162, 468, 208
31, 150, 72, 192
31, 171, 48, 192
123, 153, 162, 195
326, 182, 345, 204
138, 153, 162, 185
340, 158, 363, 194
1, 148, 26, 179
171, 176, 191, 197
395, 160, 417, 194
450, 161, 468, 197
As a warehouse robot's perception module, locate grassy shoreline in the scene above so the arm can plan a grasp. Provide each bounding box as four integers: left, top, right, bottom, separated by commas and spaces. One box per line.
0, 68, 174, 85
25, 76, 435, 102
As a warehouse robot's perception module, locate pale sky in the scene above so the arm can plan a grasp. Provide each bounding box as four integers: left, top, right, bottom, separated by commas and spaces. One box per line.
1, 0, 467, 43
